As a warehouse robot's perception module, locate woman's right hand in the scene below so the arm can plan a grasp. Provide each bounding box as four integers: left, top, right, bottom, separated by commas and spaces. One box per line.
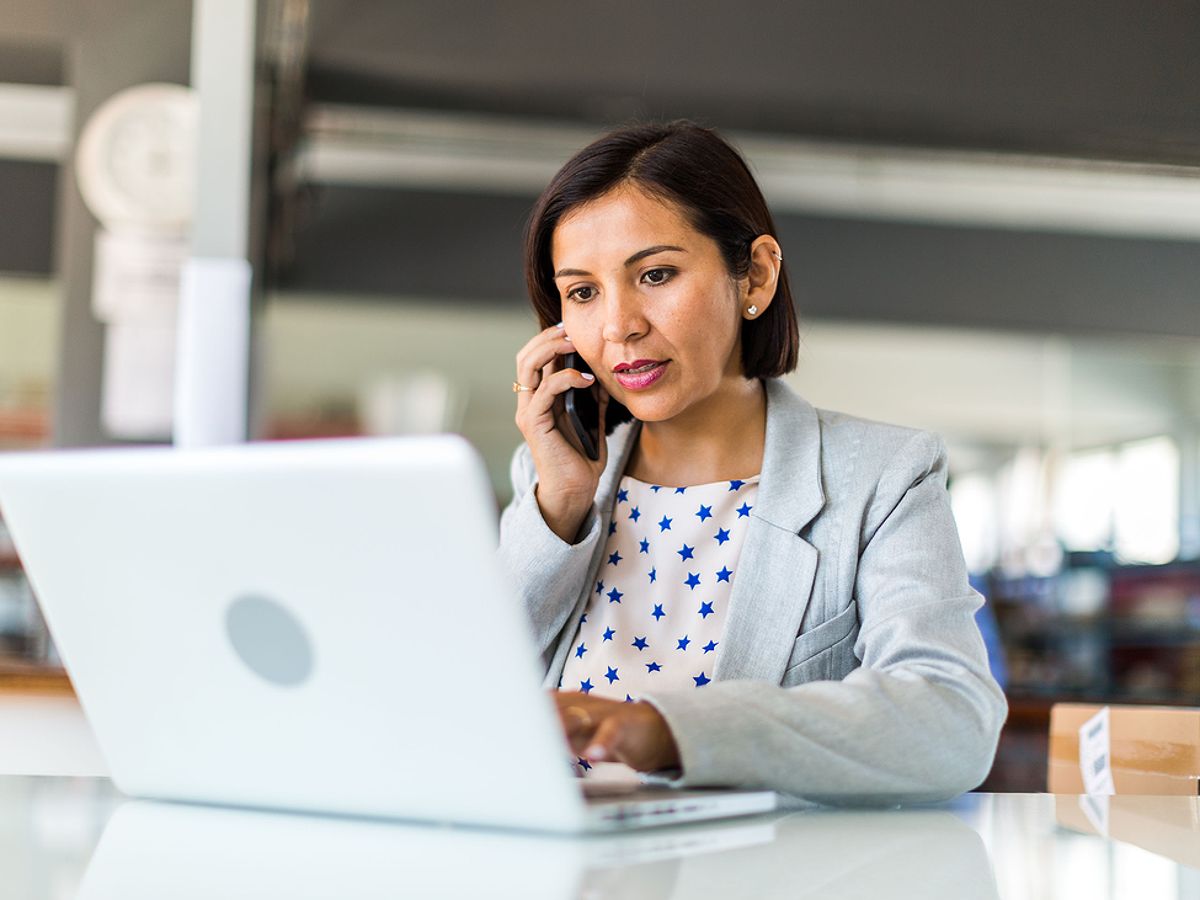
514, 323, 610, 544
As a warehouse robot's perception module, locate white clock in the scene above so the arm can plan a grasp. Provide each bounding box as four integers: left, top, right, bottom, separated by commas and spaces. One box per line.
75, 82, 197, 233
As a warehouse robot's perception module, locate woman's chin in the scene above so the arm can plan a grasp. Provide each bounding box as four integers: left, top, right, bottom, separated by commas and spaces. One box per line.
618, 395, 679, 424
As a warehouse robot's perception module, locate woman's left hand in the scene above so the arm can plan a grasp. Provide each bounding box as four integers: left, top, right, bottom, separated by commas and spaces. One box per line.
554, 691, 682, 773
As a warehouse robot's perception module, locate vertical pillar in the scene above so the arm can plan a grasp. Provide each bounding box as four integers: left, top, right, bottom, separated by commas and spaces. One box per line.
174, 0, 265, 447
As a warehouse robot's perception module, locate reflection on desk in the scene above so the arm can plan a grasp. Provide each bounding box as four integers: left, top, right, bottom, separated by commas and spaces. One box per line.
78, 799, 996, 900
2, 778, 1199, 900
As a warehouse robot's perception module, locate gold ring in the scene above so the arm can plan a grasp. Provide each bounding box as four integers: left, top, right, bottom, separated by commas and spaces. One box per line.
513, 381, 536, 393
564, 705, 593, 730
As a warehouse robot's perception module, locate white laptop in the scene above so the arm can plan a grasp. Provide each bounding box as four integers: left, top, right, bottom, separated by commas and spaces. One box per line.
0, 435, 774, 833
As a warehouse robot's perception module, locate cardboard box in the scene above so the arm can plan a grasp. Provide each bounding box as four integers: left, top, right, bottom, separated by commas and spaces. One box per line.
1048, 703, 1200, 795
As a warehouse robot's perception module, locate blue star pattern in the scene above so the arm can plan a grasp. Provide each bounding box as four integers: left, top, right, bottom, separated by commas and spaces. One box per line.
557, 471, 761, 770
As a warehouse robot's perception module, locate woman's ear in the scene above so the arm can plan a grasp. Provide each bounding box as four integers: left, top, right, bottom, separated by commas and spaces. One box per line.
742, 235, 783, 321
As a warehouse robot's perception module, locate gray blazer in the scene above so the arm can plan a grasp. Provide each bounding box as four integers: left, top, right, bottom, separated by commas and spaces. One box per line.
498, 378, 1007, 805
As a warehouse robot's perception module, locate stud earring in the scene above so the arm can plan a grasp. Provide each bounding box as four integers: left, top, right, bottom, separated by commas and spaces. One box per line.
772, 251, 783, 261
746, 305, 759, 317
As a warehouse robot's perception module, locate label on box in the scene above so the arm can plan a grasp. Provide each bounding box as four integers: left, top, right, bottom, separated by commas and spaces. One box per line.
1078, 706, 1115, 795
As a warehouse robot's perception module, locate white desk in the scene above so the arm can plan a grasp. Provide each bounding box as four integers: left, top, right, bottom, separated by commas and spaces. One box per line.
1, 776, 1198, 900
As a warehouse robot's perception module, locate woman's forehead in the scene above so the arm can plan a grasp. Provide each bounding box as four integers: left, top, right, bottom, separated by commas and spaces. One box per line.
552, 186, 697, 263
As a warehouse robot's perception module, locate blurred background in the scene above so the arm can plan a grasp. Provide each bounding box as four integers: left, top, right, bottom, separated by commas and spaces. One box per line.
0, 0, 1198, 790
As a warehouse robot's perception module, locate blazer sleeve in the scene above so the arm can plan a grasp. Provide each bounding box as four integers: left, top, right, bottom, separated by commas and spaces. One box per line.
497, 442, 603, 663
638, 432, 1008, 806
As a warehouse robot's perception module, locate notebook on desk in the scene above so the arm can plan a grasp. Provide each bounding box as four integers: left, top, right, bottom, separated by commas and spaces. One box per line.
0, 435, 774, 833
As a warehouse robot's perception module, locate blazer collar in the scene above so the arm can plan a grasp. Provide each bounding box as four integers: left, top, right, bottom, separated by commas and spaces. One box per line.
597, 378, 825, 535
755, 378, 826, 534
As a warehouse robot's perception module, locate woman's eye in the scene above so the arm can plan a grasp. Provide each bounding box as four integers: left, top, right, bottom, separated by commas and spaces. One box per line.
567, 286, 595, 302
642, 267, 674, 286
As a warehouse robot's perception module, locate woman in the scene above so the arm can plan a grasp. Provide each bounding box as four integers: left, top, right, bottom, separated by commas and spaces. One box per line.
500, 120, 1006, 805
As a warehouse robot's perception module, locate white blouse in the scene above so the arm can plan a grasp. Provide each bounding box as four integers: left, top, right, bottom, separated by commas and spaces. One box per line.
559, 473, 761, 704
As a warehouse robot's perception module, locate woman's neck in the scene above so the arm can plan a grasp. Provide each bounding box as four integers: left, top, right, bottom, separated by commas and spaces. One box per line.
626, 377, 767, 487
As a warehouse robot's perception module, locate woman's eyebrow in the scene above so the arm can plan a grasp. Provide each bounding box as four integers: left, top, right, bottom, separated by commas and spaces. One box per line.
553, 245, 687, 279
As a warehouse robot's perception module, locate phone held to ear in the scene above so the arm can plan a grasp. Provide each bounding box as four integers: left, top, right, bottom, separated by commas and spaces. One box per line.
563, 352, 601, 461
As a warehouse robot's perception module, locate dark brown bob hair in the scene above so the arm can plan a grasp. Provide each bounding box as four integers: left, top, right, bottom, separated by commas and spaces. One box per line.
522, 119, 799, 433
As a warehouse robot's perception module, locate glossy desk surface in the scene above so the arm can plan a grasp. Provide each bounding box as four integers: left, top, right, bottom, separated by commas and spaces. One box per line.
3, 777, 1199, 900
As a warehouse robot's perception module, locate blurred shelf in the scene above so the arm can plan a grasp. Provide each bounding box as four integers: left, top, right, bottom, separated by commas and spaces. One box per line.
0, 407, 50, 446
1002, 617, 1200, 646
263, 411, 361, 441
0, 660, 72, 695
1005, 689, 1200, 710
986, 560, 1200, 708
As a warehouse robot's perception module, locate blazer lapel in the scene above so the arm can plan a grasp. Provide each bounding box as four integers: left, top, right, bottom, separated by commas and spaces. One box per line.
713, 379, 826, 683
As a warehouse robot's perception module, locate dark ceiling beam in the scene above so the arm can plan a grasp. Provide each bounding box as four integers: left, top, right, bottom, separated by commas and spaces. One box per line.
303, 0, 1200, 166
276, 184, 1200, 340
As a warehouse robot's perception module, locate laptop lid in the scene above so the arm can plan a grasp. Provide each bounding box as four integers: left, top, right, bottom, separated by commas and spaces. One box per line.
0, 436, 590, 831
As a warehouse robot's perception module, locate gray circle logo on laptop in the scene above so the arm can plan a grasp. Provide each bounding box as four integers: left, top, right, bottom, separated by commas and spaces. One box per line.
225, 595, 315, 687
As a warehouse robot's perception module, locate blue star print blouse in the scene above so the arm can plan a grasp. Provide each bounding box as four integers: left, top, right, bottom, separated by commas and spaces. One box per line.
558, 474, 761, 706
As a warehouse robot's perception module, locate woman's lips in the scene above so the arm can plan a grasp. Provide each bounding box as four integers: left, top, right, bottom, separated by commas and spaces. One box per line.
614, 360, 669, 390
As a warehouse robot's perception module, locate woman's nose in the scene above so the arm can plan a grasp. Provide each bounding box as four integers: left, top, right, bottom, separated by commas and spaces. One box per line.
601, 286, 648, 345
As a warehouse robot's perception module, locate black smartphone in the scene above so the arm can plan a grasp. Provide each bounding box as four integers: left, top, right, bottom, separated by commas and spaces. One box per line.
563, 352, 600, 460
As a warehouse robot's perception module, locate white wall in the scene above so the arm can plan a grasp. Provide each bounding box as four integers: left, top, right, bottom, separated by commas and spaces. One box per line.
259, 295, 540, 494
0, 277, 59, 402
794, 321, 1200, 457
260, 294, 1200, 490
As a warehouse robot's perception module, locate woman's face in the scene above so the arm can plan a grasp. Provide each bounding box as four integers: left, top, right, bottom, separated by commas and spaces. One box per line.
551, 184, 748, 424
